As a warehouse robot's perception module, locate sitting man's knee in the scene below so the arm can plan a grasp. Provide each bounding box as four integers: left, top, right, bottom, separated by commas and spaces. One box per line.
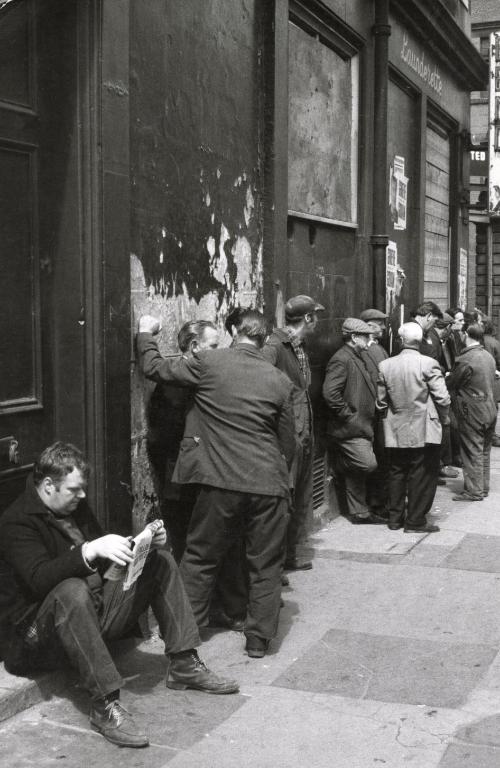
52, 577, 92, 606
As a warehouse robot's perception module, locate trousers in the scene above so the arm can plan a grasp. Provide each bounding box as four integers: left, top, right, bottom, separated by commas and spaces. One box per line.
28, 549, 200, 700
386, 444, 441, 528
328, 437, 377, 518
180, 486, 288, 640
287, 434, 314, 560
457, 418, 496, 498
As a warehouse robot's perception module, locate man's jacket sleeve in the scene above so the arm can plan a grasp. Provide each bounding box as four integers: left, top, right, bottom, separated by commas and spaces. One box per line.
322, 358, 352, 420
137, 332, 201, 387
425, 360, 451, 425
277, 386, 297, 468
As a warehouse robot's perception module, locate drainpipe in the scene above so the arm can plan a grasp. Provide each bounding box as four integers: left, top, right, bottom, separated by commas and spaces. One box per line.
370, 0, 391, 310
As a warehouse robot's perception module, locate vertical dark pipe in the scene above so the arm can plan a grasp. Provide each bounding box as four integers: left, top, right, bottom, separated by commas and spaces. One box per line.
371, 0, 391, 310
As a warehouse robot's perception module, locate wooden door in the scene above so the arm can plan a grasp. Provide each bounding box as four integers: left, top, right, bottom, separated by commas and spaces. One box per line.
424, 124, 451, 308
0, 0, 87, 510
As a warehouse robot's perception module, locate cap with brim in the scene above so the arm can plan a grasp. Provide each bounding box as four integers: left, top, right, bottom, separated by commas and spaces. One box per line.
435, 312, 454, 328
360, 308, 387, 322
285, 295, 325, 320
342, 317, 373, 335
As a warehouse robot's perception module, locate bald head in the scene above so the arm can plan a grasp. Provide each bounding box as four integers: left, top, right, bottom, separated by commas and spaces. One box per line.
399, 322, 423, 348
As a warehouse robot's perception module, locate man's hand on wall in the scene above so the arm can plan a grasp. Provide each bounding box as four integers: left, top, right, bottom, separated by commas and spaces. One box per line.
138, 315, 161, 335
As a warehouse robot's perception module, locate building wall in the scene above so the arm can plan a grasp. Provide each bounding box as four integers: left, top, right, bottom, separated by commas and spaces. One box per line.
129, 0, 266, 528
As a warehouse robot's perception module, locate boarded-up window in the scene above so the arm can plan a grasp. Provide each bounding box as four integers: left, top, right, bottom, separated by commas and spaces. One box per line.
288, 21, 358, 226
424, 126, 450, 308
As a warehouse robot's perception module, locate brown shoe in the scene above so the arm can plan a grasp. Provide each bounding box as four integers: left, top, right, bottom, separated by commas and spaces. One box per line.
166, 651, 239, 694
90, 699, 149, 748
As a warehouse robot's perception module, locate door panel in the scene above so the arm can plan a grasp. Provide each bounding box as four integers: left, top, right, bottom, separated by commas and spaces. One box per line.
0, 0, 85, 510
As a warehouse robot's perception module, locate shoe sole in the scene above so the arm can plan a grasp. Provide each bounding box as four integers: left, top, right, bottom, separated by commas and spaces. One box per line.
166, 680, 239, 694
90, 723, 149, 748
246, 649, 266, 658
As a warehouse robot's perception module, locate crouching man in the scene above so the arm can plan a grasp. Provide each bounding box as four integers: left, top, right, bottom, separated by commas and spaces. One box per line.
0, 442, 238, 749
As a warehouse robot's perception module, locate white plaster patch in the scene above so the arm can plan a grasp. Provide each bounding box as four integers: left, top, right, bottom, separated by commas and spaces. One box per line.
234, 176, 242, 187
216, 168, 221, 179
178, 241, 183, 248
232, 236, 253, 292
162, 227, 167, 238
209, 224, 230, 286
244, 185, 255, 228
159, 251, 164, 264
206, 236, 216, 258
205, 192, 211, 207
211, 213, 215, 225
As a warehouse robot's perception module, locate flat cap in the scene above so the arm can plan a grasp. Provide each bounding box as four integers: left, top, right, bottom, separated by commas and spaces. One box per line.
342, 317, 372, 335
285, 295, 325, 321
435, 312, 454, 328
360, 308, 387, 322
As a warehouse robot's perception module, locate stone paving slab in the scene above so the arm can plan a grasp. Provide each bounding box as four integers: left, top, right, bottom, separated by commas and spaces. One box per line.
272, 628, 498, 708
439, 742, 500, 767
440, 533, 500, 573
308, 516, 426, 555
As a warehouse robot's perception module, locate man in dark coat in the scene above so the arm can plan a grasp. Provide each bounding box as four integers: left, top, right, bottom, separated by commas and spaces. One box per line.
138, 309, 296, 659
262, 294, 324, 571
447, 323, 497, 501
0, 443, 238, 749
322, 318, 382, 524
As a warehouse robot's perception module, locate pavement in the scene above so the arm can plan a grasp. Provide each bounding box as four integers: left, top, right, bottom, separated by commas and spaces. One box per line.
3, 453, 500, 766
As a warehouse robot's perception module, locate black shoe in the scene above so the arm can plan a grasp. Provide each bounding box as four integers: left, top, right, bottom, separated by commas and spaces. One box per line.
350, 513, 386, 525
284, 559, 312, 571
281, 574, 290, 586
436, 477, 446, 486
208, 610, 246, 632
452, 493, 483, 502
166, 651, 239, 694
245, 634, 269, 658
90, 698, 149, 748
439, 465, 459, 478
491, 435, 500, 447
404, 524, 440, 533
387, 522, 403, 530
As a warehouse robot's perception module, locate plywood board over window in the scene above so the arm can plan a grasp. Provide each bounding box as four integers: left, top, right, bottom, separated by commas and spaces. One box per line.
424, 125, 450, 308
288, 21, 358, 228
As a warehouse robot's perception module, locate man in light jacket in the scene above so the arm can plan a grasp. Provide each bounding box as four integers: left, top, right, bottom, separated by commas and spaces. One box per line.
376, 322, 450, 533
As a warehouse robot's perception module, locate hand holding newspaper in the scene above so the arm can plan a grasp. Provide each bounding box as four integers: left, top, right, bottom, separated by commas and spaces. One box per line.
104, 519, 164, 590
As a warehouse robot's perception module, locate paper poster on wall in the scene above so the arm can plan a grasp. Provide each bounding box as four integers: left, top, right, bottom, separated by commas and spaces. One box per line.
386, 240, 406, 315
458, 248, 468, 309
389, 155, 408, 231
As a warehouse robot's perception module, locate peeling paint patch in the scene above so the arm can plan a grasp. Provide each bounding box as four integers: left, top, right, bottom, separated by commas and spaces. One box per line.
210, 224, 230, 285
232, 235, 253, 291
205, 192, 211, 207
103, 80, 129, 97
244, 185, 254, 227
162, 227, 167, 238
216, 168, 221, 179
159, 251, 164, 264
234, 176, 242, 187
206, 236, 216, 258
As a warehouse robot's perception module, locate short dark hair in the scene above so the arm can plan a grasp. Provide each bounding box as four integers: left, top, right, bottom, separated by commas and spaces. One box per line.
177, 320, 216, 353
483, 319, 495, 336
231, 308, 269, 347
33, 442, 90, 487
414, 301, 442, 319
225, 307, 244, 334
466, 323, 484, 343
446, 307, 464, 319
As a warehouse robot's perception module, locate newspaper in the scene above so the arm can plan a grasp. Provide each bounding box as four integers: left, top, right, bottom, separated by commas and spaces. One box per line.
104, 519, 163, 590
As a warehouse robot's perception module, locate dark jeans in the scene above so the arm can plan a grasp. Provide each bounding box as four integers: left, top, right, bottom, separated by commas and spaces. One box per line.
386, 444, 441, 528
457, 418, 496, 498
287, 435, 314, 560
180, 486, 288, 640
29, 549, 200, 700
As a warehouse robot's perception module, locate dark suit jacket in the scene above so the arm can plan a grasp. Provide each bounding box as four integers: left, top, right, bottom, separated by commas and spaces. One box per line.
138, 334, 295, 498
322, 344, 377, 441
446, 344, 497, 427
0, 479, 102, 660
262, 329, 312, 439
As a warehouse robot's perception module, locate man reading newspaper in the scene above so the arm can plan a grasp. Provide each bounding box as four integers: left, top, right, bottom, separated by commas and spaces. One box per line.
0, 442, 238, 749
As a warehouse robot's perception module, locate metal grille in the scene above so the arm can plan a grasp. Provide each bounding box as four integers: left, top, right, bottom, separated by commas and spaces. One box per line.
312, 454, 327, 510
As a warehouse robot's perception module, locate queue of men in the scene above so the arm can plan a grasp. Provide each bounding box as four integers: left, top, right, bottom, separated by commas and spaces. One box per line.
0, 295, 498, 750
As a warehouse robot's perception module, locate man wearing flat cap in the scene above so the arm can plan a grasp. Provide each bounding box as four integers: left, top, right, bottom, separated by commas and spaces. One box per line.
360, 309, 389, 368
263, 295, 324, 570
322, 318, 383, 524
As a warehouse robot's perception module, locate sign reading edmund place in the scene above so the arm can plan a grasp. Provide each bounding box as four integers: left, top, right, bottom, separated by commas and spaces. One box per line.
400, 33, 443, 98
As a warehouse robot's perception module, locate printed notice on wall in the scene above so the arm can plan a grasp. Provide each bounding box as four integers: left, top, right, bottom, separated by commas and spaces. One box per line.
389, 155, 408, 231
458, 248, 468, 310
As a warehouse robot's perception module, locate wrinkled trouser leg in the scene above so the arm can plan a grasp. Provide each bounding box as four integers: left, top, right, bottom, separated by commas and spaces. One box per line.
459, 423, 487, 498
287, 436, 314, 561
180, 487, 287, 639
328, 438, 377, 519
386, 448, 410, 525
34, 578, 124, 700
33, 550, 200, 699
406, 444, 441, 528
